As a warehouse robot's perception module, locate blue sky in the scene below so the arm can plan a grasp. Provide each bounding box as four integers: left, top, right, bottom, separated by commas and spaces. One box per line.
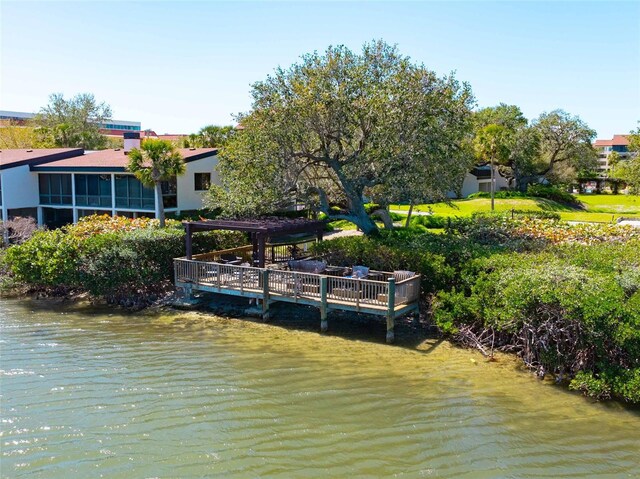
1, 1, 638, 138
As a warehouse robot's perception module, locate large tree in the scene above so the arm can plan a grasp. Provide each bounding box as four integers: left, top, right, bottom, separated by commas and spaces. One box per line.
127, 139, 185, 227
34, 93, 112, 150
208, 41, 474, 234
531, 110, 598, 185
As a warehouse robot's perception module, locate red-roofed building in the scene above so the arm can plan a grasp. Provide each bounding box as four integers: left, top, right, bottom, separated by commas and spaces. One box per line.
1, 134, 219, 228
593, 134, 632, 176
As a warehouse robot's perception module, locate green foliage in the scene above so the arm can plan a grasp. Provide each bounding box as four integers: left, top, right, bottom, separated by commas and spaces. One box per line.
183, 125, 236, 148
526, 184, 579, 204
34, 92, 112, 149
4, 215, 245, 303
211, 40, 474, 233
409, 215, 449, 229
127, 139, 185, 227
467, 191, 528, 199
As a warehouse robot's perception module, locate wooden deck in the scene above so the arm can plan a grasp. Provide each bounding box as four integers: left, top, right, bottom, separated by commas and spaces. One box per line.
174, 257, 421, 342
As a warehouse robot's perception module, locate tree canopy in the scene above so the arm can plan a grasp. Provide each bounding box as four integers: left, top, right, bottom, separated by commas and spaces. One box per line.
34, 93, 112, 150
208, 41, 474, 234
127, 139, 185, 227
184, 125, 236, 148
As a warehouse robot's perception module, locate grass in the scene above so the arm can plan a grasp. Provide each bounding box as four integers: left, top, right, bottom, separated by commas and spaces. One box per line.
391, 194, 640, 223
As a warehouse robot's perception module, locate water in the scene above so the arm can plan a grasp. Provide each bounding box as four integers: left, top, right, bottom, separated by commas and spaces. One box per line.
1, 299, 639, 478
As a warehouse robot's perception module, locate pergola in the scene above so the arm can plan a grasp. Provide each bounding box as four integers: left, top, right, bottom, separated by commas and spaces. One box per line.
184, 218, 326, 267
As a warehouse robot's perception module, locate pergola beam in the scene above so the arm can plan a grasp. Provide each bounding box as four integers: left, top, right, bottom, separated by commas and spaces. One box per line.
183, 218, 326, 264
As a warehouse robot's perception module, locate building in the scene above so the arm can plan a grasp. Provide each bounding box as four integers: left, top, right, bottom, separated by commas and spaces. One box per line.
0, 109, 141, 136
456, 165, 511, 198
0, 133, 219, 228
593, 135, 630, 176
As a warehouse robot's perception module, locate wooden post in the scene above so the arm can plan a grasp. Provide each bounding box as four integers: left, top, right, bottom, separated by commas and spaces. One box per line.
257, 234, 266, 268
185, 222, 193, 260
320, 276, 328, 332
261, 269, 270, 321
386, 277, 396, 343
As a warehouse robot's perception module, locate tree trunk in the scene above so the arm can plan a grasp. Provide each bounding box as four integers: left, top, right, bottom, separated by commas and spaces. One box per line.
372, 208, 394, 229
404, 202, 414, 228
490, 159, 495, 211
154, 181, 165, 227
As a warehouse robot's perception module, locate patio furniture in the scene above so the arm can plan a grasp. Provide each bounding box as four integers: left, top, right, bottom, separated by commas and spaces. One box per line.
351, 266, 369, 279
288, 259, 327, 274
220, 253, 242, 265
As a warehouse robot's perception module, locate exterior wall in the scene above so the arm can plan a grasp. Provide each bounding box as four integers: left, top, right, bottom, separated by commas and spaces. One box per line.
456, 170, 510, 198
1, 152, 219, 226
0, 165, 40, 210
177, 154, 220, 212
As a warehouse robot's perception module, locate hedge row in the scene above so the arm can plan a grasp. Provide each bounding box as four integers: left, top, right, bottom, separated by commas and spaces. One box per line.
3, 215, 245, 303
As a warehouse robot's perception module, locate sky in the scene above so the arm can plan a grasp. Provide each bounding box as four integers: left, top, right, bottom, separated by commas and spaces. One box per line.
1, 1, 638, 139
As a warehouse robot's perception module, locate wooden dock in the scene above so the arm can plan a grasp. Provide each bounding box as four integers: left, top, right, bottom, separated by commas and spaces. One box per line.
174, 258, 421, 342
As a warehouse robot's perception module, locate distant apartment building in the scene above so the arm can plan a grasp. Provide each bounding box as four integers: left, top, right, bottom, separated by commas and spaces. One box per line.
0, 133, 219, 228
0, 110, 141, 136
593, 135, 631, 176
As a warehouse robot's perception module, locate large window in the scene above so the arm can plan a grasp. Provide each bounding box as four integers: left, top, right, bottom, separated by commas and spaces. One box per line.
162, 179, 177, 208
114, 175, 155, 209
39, 174, 72, 205
75, 174, 112, 208
194, 172, 211, 191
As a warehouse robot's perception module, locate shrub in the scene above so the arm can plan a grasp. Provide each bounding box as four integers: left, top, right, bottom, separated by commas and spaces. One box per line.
467, 191, 528, 199
5, 229, 81, 287
4, 215, 246, 302
527, 184, 579, 205
409, 215, 449, 229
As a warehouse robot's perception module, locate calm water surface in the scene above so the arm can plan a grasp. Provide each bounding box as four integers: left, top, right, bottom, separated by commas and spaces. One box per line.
1, 298, 639, 478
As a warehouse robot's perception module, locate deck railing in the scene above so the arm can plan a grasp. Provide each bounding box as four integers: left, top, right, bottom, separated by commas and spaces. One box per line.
174, 258, 421, 312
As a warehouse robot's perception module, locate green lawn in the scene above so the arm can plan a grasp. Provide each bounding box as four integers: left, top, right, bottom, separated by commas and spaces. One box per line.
391, 195, 640, 223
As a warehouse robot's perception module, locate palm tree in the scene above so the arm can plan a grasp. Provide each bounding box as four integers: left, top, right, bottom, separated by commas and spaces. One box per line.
127, 139, 185, 227
474, 124, 511, 211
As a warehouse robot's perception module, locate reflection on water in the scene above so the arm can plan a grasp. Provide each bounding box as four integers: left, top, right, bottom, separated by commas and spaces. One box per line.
1, 299, 639, 478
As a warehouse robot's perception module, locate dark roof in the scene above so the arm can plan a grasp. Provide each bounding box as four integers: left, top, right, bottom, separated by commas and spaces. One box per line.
0, 148, 84, 170
185, 218, 326, 236
31, 148, 218, 172
470, 166, 491, 179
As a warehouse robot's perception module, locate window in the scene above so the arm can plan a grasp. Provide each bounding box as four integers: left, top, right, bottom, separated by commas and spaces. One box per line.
39, 174, 72, 205
75, 174, 112, 208
194, 172, 211, 191
114, 175, 155, 209
161, 178, 177, 208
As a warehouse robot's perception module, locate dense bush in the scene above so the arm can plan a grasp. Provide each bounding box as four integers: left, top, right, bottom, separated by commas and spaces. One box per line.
4, 215, 245, 303
431, 247, 640, 402
409, 214, 449, 229
467, 191, 529, 199
313, 220, 640, 403
527, 184, 579, 205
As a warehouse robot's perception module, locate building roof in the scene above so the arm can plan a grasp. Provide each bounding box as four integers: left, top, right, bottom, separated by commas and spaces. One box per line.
31, 148, 218, 172
0, 148, 84, 170
594, 135, 629, 147
0, 147, 217, 172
